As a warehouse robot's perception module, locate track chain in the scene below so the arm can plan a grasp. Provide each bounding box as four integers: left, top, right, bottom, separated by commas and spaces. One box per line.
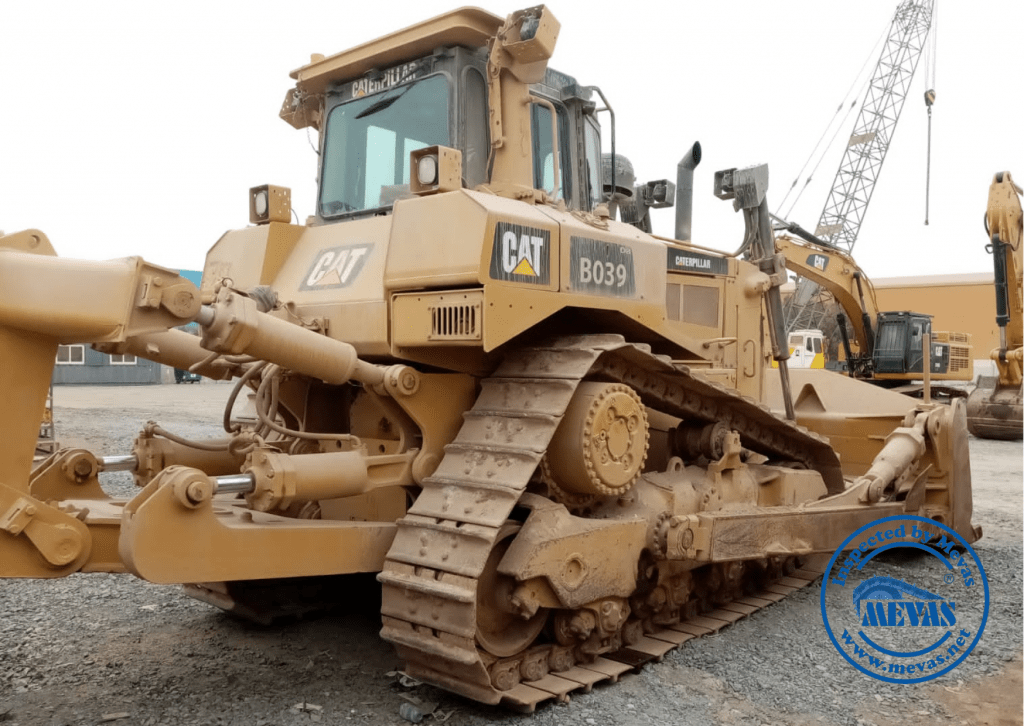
378, 335, 839, 707
493, 560, 828, 712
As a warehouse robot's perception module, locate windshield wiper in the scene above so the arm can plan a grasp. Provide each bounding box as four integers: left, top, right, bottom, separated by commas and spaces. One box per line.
353, 59, 430, 120
355, 84, 413, 120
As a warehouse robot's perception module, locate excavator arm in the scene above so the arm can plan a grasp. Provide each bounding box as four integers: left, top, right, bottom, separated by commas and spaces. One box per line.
774, 234, 879, 356
985, 172, 1023, 356
967, 172, 1024, 439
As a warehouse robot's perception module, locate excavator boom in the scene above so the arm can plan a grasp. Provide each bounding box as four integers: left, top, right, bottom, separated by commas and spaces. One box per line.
775, 232, 973, 387
775, 234, 877, 356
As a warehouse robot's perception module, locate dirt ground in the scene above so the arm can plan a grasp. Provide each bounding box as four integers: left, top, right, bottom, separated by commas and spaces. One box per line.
2, 382, 1021, 726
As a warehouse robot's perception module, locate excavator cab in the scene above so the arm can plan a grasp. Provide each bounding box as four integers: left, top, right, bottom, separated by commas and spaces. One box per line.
787, 329, 825, 369
873, 311, 950, 376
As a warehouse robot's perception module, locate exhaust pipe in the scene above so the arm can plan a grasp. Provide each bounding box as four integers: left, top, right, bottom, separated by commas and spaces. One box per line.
674, 142, 702, 241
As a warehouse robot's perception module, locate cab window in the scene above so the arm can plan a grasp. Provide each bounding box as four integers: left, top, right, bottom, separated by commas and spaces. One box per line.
531, 102, 570, 200
461, 67, 489, 188
320, 74, 449, 216
584, 118, 602, 209
910, 321, 923, 350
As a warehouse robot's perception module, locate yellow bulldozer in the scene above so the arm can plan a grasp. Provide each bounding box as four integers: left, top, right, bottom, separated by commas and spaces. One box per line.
0, 5, 978, 710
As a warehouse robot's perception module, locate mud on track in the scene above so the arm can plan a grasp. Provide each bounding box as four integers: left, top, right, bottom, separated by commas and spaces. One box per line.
2, 383, 1021, 726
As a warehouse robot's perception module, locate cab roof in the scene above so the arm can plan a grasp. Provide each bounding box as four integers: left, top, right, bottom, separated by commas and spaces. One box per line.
289, 7, 503, 95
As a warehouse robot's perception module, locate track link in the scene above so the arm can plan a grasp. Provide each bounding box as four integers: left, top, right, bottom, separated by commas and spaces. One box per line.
379, 335, 840, 707
494, 560, 828, 712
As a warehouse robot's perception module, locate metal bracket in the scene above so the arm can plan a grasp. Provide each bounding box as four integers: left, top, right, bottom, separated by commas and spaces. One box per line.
758, 253, 789, 288
0, 484, 91, 574
714, 164, 769, 211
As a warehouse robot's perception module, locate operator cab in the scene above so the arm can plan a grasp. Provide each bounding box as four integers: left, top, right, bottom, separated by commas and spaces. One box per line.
874, 311, 950, 375
314, 50, 604, 222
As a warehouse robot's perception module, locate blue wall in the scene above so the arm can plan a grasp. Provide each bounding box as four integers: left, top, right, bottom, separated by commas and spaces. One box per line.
53, 346, 163, 385
179, 269, 203, 288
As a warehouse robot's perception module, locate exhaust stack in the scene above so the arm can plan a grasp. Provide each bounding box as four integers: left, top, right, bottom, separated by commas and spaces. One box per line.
674, 142, 702, 241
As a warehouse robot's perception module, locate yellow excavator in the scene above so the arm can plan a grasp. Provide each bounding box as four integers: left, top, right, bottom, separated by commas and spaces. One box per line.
773, 227, 973, 396
966, 172, 1023, 439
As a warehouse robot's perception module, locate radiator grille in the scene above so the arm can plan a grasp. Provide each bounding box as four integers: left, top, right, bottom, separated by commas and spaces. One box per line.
430, 302, 482, 341
932, 331, 971, 344
934, 331, 972, 373
948, 343, 972, 373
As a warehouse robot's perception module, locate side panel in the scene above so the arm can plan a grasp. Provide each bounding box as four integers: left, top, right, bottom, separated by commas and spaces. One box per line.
204, 218, 393, 357
381, 190, 769, 400
385, 191, 534, 291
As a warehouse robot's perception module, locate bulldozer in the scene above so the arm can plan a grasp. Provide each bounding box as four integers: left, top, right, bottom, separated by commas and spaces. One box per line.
0, 5, 978, 710
966, 172, 1023, 439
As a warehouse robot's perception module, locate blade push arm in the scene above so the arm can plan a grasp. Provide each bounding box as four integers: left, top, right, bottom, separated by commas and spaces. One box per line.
0, 230, 202, 575
0, 231, 202, 488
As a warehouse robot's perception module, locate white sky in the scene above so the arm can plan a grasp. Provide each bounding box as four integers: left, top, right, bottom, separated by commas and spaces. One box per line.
2, 1, 1021, 279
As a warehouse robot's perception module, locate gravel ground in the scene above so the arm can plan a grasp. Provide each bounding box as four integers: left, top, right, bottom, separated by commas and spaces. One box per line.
2, 383, 1021, 726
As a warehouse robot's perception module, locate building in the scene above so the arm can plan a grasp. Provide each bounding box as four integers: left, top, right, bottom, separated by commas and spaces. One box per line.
53, 269, 203, 384
873, 272, 998, 374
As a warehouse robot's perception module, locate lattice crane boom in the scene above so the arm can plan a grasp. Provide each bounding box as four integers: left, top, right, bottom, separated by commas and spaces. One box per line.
785, 0, 935, 335
814, 0, 934, 250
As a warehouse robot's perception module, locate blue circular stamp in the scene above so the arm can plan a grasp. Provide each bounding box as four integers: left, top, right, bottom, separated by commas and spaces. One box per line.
820, 514, 989, 683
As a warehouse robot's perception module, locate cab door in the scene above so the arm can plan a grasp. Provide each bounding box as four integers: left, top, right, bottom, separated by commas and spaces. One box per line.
808, 333, 825, 369
787, 333, 809, 368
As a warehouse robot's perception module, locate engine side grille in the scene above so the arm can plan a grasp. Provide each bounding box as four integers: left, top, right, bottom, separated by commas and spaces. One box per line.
430, 302, 482, 341
391, 289, 485, 348
933, 331, 972, 373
